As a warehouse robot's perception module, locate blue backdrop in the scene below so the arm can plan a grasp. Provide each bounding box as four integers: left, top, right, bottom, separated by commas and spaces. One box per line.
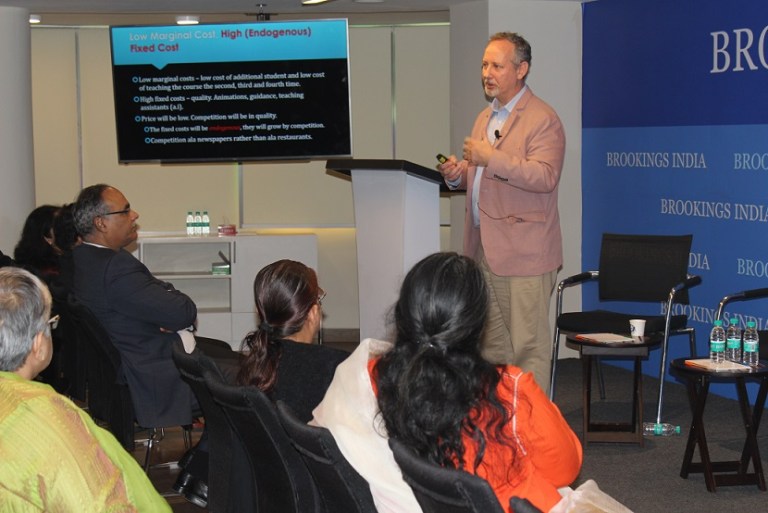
582, 0, 768, 400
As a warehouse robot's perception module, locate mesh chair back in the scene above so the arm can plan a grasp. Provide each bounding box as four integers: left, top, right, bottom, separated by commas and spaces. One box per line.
172, 342, 244, 513
205, 376, 322, 513
41, 295, 87, 399
389, 438, 504, 513
67, 299, 136, 450
276, 401, 377, 513
598, 233, 693, 303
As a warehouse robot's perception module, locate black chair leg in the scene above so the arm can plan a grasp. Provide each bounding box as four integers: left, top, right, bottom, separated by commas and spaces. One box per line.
143, 428, 159, 472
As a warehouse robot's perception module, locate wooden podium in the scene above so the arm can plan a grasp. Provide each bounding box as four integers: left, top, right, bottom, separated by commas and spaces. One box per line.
326, 159, 443, 341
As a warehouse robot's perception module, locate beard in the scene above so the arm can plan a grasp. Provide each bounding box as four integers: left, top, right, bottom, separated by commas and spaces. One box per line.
483, 82, 498, 99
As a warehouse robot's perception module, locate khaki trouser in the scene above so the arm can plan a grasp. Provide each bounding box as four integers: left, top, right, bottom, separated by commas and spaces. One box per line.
478, 249, 557, 394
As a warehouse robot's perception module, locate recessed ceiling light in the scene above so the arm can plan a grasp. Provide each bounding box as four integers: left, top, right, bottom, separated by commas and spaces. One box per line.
176, 15, 200, 25
302, 0, 333, 4
29, 14, 42, 24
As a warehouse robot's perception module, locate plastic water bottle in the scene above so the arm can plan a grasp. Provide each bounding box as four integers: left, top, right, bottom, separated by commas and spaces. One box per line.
643, 422, 681, 437
725, 318, 742, 363
202, 211, 210, 236
742, 321, 760, 367
193, 211, 202, 236
710, 319, 726, 363
185, 211, 194, 236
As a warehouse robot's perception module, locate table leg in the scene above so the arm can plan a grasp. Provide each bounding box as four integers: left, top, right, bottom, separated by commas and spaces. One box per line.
680, 375, 717, 491
582, 353, 591, 444
735, 378, 766, 490
632, 356, 643, 446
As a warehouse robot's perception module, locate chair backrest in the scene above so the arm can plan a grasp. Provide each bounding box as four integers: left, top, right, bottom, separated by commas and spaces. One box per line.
598, 233, 693, 303
41, 295, 87, 400
204, 374, 322, 513
389, 438, 504, 513
67, 299, 136, 450
172, 341, 244, 513
276, 401, 377, 513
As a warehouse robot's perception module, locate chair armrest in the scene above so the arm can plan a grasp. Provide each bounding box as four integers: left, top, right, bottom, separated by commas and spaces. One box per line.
716, 287, 768, 321
677, 274, 702, 291
668, 274, 702, 300
742, 287, 768, 300
555, 271, 598, 319
558, 270, 598, 290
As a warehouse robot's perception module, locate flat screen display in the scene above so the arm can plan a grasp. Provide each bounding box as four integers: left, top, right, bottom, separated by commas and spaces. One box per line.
109, 20, 352, 163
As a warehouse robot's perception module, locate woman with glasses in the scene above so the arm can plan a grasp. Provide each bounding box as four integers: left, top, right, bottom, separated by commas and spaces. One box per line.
237, 259, 348, 421
0, 267, 171, 511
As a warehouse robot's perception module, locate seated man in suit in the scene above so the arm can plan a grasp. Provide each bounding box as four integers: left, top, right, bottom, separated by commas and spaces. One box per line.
72, 184, 197, 429
71, 183, 235, 506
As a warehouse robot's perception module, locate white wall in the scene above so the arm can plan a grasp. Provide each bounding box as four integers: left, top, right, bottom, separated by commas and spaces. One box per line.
0, 7, 35, 255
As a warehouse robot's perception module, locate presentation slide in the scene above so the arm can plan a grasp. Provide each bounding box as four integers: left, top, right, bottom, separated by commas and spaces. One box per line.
110, 20, 351, 163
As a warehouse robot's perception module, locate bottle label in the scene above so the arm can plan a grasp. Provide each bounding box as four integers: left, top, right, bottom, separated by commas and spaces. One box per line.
710, 340, 725, 352
727, 338, 741, 349
744, 341, 758, 353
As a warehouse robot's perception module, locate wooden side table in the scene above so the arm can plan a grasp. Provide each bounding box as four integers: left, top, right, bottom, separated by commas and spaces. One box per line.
565, 334, 661, 446
671, 358, 768, 492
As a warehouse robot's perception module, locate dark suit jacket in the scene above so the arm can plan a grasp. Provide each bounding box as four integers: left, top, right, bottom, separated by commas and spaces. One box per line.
73, 243, 197, 427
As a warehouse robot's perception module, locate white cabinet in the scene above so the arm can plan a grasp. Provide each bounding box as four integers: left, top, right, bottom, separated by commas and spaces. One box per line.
136, 234, 317, 348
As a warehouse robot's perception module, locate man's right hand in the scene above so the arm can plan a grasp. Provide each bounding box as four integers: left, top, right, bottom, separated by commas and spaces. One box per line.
438, 155, 467, 183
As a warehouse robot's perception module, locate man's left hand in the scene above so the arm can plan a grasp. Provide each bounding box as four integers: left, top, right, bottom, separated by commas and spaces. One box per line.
463, 136, 493, 167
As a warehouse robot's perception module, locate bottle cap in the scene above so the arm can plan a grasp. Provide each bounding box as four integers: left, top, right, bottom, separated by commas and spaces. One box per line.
748, 321, 756, 328
714, 320, 723, 326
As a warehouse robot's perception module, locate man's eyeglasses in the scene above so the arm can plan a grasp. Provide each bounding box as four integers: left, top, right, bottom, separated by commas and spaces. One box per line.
47, 314, 60, 331
101, 208, 131, 217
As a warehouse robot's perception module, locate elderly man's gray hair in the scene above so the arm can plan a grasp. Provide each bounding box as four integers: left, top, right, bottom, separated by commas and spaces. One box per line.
0, 267, 51, 372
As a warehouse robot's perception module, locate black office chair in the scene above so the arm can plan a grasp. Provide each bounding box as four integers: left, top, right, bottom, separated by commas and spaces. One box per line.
715, 287, 768, 360
38, 295, 87, 401
550, 233, 702, 427
68, 299, 137, 450
205, 375, 322, 513
276, 401, 377, 513
172, 340, 244, 513
389, 438, 505, 513
69, 299, 192, 469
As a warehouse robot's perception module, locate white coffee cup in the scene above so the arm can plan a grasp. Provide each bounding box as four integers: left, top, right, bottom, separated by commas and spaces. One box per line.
629, 319, 646, 338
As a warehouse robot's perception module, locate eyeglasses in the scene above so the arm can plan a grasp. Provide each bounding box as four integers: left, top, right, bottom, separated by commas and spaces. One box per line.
101, 208, 131, 217
317, 290, 327, 305
47, 314, 60, 331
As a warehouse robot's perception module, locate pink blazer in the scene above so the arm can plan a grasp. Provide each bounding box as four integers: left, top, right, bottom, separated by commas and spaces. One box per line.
457, 88, 565, 276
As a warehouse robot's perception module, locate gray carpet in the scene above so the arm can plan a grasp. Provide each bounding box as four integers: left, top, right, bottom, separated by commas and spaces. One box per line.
553, 358, 768, 512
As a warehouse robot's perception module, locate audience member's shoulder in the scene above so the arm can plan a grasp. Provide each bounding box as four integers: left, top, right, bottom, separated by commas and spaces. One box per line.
0, 250, 16, 268
282, 339, 350, 362
1, 374, 76, 414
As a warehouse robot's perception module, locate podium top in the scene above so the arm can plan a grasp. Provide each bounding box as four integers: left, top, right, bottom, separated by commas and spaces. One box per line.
326, 159, 445, 186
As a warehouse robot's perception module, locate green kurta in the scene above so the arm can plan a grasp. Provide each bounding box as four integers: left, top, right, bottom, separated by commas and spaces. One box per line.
0, 371, 171, 512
